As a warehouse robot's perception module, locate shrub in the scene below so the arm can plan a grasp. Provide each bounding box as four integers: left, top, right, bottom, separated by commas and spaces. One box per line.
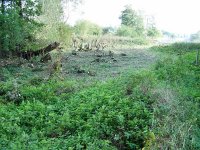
73, 20, 103, 36
116, 25, 138, 38
146, 27, 161, 38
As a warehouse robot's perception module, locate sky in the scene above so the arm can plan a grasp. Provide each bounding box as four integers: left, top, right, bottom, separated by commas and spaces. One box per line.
66, 0, 200, 34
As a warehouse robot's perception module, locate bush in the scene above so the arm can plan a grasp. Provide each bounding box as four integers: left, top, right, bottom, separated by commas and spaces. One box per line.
36, 22, 72, 49
73, 20, 103, 36
116, 25, 138, 38
146, 27, 161, 38
154, 52, 200, 100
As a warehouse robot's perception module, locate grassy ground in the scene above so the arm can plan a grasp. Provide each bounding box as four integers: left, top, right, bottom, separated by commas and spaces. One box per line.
150, 43, 200, 149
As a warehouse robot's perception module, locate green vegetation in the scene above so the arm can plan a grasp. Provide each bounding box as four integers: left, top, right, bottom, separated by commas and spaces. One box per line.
151, 43, 200, 149
117, 25, 139, 38
1, 42, 199, 149
70, 5, 160, 49
0, 70, 155, 149
1, 0, 199, 149
152, 42, 200, 54
0, 1, 160, 59
0, 0, 82, 57
146, 26, 161, 38
74, 20, 103, 36
119, 5, 144, 37
0, 0, 42, 55
37, 0, 74, 48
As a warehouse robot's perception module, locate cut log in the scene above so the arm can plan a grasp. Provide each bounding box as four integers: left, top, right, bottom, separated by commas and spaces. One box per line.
40, 53, 52, 63
18, 42, 60, 60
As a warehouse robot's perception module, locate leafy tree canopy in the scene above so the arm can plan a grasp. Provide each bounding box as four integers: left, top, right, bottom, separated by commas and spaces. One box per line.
119, 5, 144, 36
0, 0, 42, 54
0, 0, 82, 56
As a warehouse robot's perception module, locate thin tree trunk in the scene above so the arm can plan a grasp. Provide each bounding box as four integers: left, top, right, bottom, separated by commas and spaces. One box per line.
196, 49, 199, 65
16, 0, 23, 17
10, 0, 14, 8
1, 0, 5, 14
1, 0, 5, 54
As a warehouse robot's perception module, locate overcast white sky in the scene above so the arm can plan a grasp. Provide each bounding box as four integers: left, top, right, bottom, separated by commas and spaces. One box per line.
66, 0, 200, 34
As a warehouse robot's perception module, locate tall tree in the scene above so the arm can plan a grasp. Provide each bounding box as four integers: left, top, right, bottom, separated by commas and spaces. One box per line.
119, 5, 145, 36
0, 0, 42, 56
0, 0, 82, 57
1, 0, 5, 14
16, 0, 22, 17
36, 0, 82, 48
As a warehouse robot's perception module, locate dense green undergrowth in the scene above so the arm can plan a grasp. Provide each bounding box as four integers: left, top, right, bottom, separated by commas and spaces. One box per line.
0, 71, 156, 149
0, 42, 200, 149
152, 43, 200, 102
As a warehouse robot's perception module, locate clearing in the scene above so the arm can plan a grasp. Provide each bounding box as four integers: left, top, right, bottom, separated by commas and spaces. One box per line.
0, 48, 158, 83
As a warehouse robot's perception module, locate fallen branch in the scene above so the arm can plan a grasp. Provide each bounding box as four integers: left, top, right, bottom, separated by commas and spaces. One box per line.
17, 42, 60, 60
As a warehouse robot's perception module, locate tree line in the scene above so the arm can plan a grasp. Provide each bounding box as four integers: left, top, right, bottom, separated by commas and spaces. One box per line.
73, 5, 160, 38
0, 2, 160, 58
0, 0, 42, 57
